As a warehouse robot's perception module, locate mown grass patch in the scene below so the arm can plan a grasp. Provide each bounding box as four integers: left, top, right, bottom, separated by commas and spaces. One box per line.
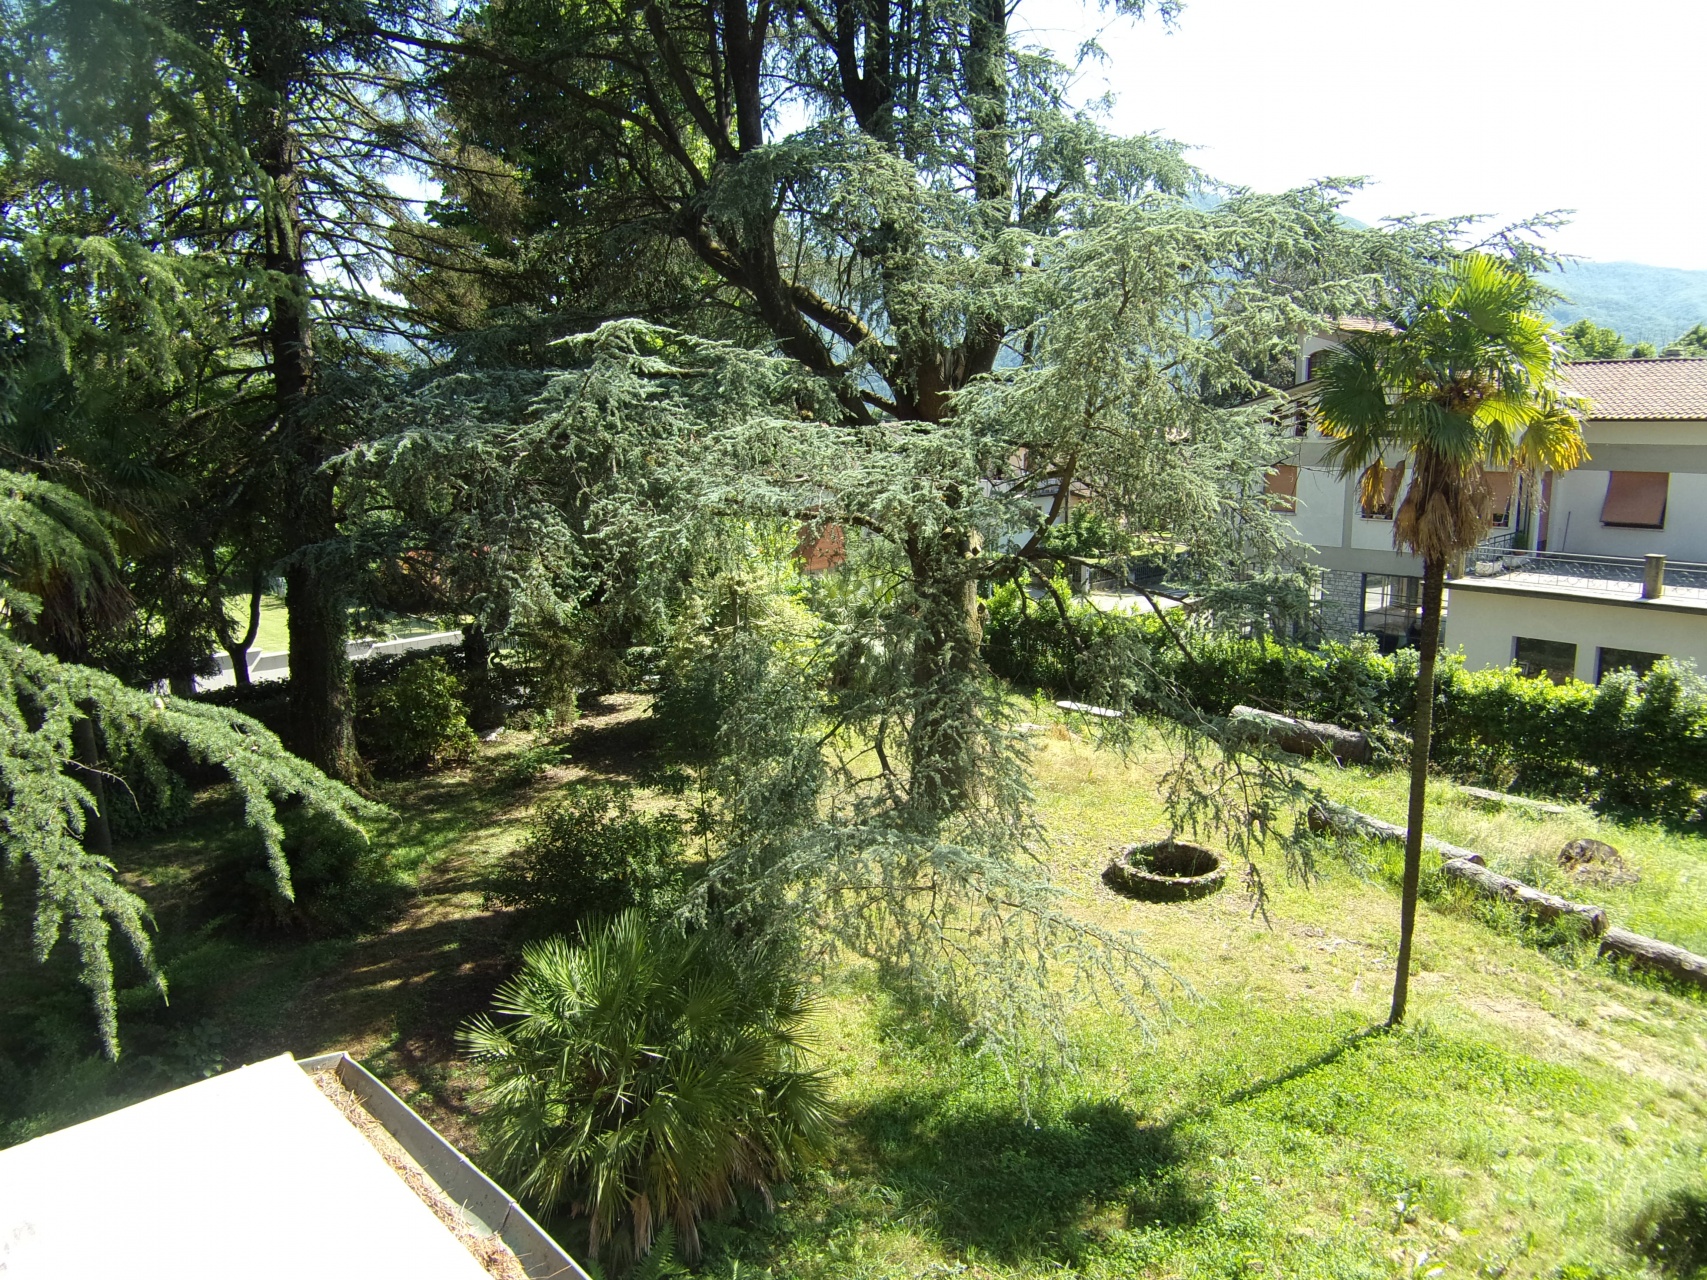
7, 704, 1707, 1279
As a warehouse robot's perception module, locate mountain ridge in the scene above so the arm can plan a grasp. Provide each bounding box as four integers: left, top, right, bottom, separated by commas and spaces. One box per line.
1544, 260, 1707, 346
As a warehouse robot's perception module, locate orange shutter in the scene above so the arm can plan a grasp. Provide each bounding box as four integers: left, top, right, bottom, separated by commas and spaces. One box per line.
1481, 468, 1514, 525
1600, 471, 1669, 528
1264, 463, 1299, 511
795, 523, 846, 571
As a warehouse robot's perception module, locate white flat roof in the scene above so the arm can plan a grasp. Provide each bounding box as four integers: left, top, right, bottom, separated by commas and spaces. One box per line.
0, 1054, 494, 1280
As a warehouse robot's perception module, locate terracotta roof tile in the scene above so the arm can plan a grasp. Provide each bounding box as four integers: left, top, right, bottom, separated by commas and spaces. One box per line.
1561, 358, 1707, 421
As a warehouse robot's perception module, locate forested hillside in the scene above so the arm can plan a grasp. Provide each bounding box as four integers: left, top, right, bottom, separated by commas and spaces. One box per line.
1547, 259, 1707, 346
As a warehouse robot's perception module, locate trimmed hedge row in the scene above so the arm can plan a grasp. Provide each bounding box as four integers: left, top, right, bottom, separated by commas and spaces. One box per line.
984, 584, 1707, 825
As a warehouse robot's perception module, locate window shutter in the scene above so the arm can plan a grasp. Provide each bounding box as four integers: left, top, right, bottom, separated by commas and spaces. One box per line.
1600, 471, 1668, 528
1264, 463, 1299, 511
1481, 468, 1514, 526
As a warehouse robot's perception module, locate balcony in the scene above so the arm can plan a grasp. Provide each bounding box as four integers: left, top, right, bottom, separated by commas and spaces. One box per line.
1462, 550, 1707, 604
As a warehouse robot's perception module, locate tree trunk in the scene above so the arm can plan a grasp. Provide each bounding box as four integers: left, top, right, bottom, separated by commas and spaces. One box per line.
285, 556, 360, 783
70, 712, 113, 857
462, 622, 504, 731
905, 529, 983, 823
255, 48, 360, 782
1389, 554, 1446, 1026
225, 578, 264, 691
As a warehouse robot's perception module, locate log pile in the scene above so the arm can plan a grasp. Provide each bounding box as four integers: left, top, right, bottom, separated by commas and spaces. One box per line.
1458, 785, 1568, 817
1314, 801, 1707, 991
1598, 928, 1707, 988
1307, 801, 1484, 866
1232, 706, 1372, 764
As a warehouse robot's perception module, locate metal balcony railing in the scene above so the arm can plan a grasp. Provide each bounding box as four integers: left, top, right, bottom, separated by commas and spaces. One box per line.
1461, 549, 1707, 604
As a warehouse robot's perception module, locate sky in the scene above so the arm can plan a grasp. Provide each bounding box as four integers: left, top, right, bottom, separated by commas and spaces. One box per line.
1014, 0, 1707, 270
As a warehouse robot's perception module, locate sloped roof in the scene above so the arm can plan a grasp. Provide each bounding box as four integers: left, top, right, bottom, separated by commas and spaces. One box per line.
1561, 359, 1707, 421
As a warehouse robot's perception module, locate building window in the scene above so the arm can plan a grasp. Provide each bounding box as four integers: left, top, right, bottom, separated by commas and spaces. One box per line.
1360, 573, 1422, 652
1482, 467, 1515, 528
1359, 461, 1405, 520
1600, 471, 1669, 528
1264, 463, 1298, 512
1514, 636, 1577, 684
1597, 647, 1663, 682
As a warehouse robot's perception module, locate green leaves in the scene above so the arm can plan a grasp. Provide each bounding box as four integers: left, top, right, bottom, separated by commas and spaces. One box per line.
0, 637, 383, 1056
462, 912, 834, 1268
1314, 252, 1588, 561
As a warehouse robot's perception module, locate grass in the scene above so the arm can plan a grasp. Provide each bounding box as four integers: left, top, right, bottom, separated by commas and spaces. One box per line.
5, 699, 1707, 1279
232, 594, 447, 655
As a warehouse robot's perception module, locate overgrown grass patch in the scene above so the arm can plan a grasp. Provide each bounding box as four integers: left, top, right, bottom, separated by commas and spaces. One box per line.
7, 708, 1707, 1279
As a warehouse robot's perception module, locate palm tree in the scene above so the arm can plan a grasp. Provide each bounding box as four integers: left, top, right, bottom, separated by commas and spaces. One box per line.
461, 911, 835, 1269
1314, 253, 1587, 1026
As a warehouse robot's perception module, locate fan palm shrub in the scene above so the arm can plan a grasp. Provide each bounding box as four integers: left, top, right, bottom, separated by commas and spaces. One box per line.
461, 911, 834, 1268
1314, 253, 1587, 1025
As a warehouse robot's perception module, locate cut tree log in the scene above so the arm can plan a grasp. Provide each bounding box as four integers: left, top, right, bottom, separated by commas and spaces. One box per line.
1231, 706, 1371, 764
1458, 785, 1568, 817
1436, 858, 1607, 936
1598, 927, 1707, 990
1307, 801, 1485, 865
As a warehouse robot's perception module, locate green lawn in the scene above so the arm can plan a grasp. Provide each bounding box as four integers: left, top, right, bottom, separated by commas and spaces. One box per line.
231, 595, 448, 655
5, 701, 1706, 1280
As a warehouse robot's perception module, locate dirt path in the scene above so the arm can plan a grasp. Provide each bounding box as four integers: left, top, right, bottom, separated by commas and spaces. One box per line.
238, 694, 658, 1145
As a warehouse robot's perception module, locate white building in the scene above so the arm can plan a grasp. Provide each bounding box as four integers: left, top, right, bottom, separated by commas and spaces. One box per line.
1274, 343, 1707, 682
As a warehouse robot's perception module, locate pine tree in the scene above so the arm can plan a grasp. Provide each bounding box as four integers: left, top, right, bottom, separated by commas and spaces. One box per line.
0, 467, 380, 1056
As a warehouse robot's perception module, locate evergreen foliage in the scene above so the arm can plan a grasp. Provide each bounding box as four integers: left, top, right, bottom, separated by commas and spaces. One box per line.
461, 912, 834, 1268
485, 787, 685, 930
0, 635, 380, 1054
1560, 317, 1636, 361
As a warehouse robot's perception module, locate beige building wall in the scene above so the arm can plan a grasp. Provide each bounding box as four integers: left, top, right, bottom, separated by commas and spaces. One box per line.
1445, 582, 1707, 683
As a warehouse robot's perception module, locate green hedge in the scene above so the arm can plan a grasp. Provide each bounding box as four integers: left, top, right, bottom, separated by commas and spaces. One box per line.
984, 583, 1707, 826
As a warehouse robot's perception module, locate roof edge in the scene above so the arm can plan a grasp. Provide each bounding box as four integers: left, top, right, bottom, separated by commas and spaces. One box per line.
298, 1052, 590, 1280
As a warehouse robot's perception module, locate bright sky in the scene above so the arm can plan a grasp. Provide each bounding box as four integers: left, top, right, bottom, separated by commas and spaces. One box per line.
1016, 0, 1707, 270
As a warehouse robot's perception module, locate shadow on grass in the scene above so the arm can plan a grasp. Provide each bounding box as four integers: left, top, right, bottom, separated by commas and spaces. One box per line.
1628, 1189, 1707, 1278
563, 695, 662, 782
849, 1093, 1201, 1261
1216, 1022, 1390, 1110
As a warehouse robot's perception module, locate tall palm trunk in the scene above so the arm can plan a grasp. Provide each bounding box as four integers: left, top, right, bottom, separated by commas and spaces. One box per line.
1389, 553, 1446, 1026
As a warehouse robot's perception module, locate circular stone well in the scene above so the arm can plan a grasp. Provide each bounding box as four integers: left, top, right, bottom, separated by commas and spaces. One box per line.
1103, 840, 1226, 903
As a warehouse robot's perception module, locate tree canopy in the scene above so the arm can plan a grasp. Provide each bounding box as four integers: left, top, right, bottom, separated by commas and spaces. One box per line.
0, 0, 1538, 1059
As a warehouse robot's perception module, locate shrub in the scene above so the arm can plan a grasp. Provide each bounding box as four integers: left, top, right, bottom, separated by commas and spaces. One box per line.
461, 912, 834, 1269
982, 584, 1707, 826
357, 654, 477, 771
485, 787, 684, 929
198, 808, 402, 935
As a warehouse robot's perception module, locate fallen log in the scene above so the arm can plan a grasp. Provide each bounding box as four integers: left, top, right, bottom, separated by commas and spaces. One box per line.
1306, 801, 1485, 866
1231, 705, 1371, 764
1458, 785, 1568, 817
1598, 927, 1707, 991
1437, 858, 1607, 936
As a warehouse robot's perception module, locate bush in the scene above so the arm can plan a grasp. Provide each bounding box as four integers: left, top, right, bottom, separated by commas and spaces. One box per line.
356, 654, 477, 771
461, 911, 834, 1269
485, 787, 685, 929
983, 582, 1707, 826
197, 808, 402, 935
